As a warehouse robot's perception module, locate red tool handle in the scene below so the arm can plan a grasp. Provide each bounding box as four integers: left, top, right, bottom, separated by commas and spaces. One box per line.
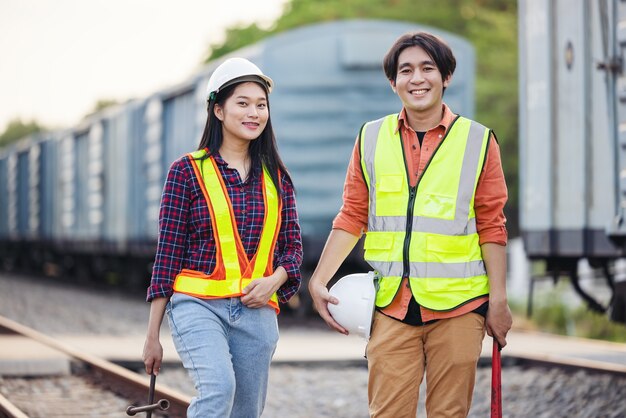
491, 338, 502, 418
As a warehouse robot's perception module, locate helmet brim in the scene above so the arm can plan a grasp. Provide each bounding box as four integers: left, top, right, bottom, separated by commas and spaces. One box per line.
214, 74, 273, 97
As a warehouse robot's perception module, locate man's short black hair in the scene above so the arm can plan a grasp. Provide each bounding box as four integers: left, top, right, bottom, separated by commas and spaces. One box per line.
383, 32, 456, 83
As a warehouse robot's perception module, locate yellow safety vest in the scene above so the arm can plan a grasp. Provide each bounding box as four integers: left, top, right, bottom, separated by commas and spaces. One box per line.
173, 149, 282, 313
360, 114, 490, 311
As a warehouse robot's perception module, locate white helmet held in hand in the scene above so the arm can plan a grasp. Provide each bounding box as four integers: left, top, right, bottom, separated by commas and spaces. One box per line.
206, 57, 274, 102
328, 272, 378, 341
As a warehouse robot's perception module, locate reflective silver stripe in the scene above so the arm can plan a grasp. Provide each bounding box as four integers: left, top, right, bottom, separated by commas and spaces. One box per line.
369, 215, 477, 236
367, 260, 398, 278
369, 260, 486, 278
455, 120, 489, 224
361, 116, 386, 219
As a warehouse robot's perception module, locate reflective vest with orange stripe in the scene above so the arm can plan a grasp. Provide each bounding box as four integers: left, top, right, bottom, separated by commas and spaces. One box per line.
173, 149, 283, 313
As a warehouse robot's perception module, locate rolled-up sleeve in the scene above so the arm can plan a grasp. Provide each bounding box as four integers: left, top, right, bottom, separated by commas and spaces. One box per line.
273, 175, 303, 303
332, 136, 369, 236
475, 134, 508, 246
146, 159, 191, 302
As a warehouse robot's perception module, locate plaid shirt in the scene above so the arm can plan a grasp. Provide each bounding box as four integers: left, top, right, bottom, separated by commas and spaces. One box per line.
147, 153, 302, 303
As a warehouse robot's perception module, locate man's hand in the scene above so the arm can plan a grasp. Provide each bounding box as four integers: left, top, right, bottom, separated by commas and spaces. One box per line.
481, 243, 511, 348
309, 279, 348, 334
486, 299, 512, 347
307, 229, 360, 334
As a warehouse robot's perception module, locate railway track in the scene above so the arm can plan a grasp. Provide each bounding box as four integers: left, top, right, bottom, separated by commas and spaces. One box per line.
0, 315, 190, 418
0, 309, 624, 417
499, 350, 626, 378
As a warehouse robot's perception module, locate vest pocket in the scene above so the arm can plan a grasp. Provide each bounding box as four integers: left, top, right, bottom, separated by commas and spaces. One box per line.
414, 192, 456, 219
378, 174, 404, 192
375, 175, 407, 216
424, 235, 472, 261
424, 235, 471, 290
364, 232, 395, 262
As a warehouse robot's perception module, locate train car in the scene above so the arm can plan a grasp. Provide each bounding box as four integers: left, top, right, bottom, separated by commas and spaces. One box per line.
0, 20, 476, 298
519, 0, 626, 322
0, 155, 5, 219
0, 147, 10, 264
0, 133, 58, 270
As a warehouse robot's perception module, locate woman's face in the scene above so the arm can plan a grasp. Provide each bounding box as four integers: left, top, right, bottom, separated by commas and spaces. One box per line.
214, 82, 269, 144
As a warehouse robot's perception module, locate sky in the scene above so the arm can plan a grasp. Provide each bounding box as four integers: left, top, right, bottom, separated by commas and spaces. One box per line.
0, 0, 288, 133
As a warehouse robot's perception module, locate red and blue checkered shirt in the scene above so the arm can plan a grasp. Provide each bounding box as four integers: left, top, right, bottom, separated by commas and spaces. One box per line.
147, 153, 302, 303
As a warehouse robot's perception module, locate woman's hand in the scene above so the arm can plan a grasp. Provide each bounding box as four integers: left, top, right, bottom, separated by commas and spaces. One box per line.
142, 336, 163, 375
241, 268, 288, 308
143, 297, 168, 375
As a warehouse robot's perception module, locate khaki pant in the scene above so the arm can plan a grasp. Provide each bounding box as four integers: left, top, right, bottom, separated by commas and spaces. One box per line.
366, 311, 485, 418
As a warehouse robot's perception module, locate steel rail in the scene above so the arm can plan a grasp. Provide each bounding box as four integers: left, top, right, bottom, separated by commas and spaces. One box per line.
0, 315, 191, 418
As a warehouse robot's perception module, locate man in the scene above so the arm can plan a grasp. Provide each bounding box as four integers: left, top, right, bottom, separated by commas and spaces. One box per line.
309, 32, 512, 417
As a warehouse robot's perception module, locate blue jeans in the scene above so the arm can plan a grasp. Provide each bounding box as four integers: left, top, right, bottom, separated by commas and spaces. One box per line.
166, 293, 279, 418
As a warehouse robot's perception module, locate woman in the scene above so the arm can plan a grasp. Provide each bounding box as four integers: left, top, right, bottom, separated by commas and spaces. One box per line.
142, 57, 302, 418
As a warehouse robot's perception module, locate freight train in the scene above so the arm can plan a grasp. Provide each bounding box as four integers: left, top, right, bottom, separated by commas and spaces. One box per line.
519, 0, 626, 323
0, 20, 476, 311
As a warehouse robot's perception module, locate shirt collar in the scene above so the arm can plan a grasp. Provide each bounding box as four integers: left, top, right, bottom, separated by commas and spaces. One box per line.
395, 103, 457, 135
212, 152, 229, 166
211, 152, 260, 181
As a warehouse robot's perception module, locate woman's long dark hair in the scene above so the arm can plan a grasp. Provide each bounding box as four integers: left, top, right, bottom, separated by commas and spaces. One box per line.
197, 81, 292, 196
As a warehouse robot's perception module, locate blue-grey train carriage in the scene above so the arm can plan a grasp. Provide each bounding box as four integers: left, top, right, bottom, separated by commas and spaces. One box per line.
0, 133, 58, 270
0, 20, 476, 310
519, 0, 626, 322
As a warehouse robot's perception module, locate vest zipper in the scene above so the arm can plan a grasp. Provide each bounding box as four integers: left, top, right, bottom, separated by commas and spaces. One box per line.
397, 116, 460, 281
399, 127, 415, 282
403, 186, 417, 280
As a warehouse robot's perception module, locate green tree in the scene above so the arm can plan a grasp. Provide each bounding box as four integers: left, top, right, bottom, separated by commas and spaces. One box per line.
204, 0, 519, 234
0, 119, 44, 148
83, 99, 120, 119
209, 24, 270, 61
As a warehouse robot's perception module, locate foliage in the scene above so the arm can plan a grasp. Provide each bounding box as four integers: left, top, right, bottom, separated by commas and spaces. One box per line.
204, 0, 520, 235
571, 308, 626, 342
1, 100, 116, 151
83, 99, 120, 119
0, 119, 44, 148
209, 24, 270, 61
525, 283, 626, 343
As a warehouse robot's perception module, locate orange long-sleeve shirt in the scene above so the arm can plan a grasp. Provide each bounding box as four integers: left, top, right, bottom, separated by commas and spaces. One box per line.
332, 104, 508, 322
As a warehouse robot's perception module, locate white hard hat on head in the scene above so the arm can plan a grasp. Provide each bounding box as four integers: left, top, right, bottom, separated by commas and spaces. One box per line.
327, 272, 378, 341
206, 57, 274, 102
